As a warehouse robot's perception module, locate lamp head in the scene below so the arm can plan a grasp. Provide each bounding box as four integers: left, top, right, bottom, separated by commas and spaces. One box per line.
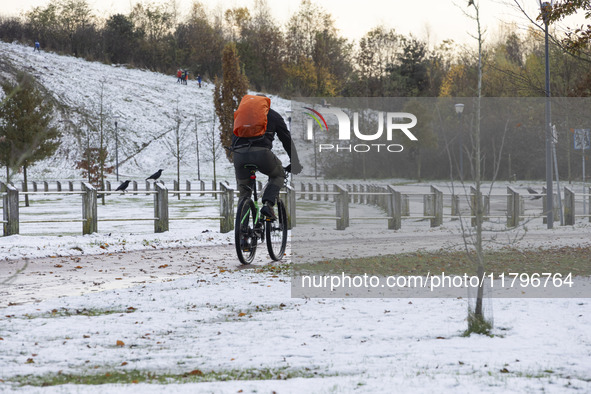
455, 103, 465, 115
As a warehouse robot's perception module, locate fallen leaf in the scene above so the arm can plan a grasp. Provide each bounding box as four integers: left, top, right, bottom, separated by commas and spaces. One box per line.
121, 362, 128, 366
116, 340, 125, 347
238, 312, 246, 317
188, 369, 203, 376
25, 358, 35, 364
500, 368, 510, 373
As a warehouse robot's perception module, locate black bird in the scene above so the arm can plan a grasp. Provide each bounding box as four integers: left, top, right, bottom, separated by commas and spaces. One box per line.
116, 180, 131, 193
146, 169, 163, 181
527, 187, 542, 200
468, 0, 474, 6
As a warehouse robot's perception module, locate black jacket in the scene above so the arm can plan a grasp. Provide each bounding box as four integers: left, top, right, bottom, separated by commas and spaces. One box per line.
232, 108, 300, 164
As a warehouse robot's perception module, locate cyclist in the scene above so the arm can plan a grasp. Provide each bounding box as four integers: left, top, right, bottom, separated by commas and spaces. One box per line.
232, 95, 302, 220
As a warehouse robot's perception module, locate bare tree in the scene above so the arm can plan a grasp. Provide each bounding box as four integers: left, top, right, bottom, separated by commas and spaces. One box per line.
163, 101, 192, 200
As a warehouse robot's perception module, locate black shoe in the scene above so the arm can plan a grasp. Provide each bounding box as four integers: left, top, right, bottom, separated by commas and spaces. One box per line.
260, 203, 276, 221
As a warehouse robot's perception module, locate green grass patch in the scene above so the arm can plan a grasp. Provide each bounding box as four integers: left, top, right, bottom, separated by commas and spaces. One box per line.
295, 246, 591, 277
254, 263, 292, 275
19, 307, 137, 320
11, 366, 325, 387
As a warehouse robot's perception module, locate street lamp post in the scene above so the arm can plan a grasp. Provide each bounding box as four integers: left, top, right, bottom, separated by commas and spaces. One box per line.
455, 103, 465, 181
541, 0, 554, 228
114, 115, 120, 182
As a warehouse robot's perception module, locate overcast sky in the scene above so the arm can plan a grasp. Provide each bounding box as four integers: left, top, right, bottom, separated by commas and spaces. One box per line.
0, 0, 574, 45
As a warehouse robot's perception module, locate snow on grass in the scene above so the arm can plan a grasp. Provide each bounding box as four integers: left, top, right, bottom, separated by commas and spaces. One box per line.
0, 268, 589, 392
0, 41, 291, 180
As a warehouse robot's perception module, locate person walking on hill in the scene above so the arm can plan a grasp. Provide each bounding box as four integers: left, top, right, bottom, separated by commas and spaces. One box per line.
176, 69, 182, 84
34, 41, 40, 52
197, 74, 202, 88
184, 70, 189, 85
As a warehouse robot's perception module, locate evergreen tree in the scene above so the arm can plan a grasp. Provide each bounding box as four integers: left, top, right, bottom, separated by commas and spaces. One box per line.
213, 42, 248, 162
0, 73, 60, 206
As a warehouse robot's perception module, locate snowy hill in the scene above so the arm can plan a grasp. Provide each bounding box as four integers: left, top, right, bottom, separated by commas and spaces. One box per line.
0, 41, 292, 181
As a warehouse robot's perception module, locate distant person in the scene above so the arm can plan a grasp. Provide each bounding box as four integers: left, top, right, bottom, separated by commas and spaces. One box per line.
34, 41, 40, 52
146, 169, 163, 181
176, 69, 182, 84
185, 70, 189, 85
197, 74, 202, 88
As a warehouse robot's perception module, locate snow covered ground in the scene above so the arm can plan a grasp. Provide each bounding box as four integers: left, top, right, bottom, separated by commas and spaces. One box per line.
1, 268, 590, 393
1, 42, 590, 392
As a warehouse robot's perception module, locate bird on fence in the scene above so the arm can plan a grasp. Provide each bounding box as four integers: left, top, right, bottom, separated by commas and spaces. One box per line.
115, 180, 131, 193
146, 169, 163, 181
527, 187, 542, 200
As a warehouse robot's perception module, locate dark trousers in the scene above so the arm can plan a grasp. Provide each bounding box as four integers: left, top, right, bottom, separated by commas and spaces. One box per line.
233, 146, 285, 205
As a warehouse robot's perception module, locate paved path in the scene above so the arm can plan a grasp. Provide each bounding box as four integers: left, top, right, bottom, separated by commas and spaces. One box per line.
2, 226, 590, 307
0, 245, 266, 308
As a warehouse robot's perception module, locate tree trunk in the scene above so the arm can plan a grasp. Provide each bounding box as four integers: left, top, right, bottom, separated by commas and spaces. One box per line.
23, 164, 29, 207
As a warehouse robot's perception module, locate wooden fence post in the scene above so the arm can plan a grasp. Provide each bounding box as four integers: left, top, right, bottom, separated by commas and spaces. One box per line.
402, 194, 409, 216
334, 185, 349, 230
43, 181, 49, 192
451, 194, 460, 217
173, 180, 179, 200
542, 187, 560, 223
324, 184, 329, 201
387, 185, 401, 230
32, 181, 38, 192
154, 183, 169, 233
68, 181, 74, 192
200, 180, 205, 196
470, 186, 485, 227
431, 185, 443, 227
564, 187, 575, 226
56, 181, 62, 192
219, 182, 234, 233
132, 181, 138, 195
3, 184, 19, 236
186, 180, 191, 197
105, 181, 111, 196
507, 186, 520, 228
285, 185, 296, 229
483, 195, 490, 220
316, 184, 321, 201
81, 182, 97, 235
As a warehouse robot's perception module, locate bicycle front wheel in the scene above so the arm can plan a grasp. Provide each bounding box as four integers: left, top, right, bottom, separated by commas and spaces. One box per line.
235, 198, 258, 265
266, 199, 288, 261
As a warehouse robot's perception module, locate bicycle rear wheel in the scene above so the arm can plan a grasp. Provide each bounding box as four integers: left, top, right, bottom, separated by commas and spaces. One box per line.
266, 199, 288, 261
235, 198, 258, 265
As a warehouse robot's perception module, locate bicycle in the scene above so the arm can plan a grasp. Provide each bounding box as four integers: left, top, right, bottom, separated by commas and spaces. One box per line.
234, 164, 289, 265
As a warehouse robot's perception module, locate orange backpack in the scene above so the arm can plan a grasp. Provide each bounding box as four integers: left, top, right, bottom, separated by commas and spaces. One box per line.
233, 95, 270, 138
